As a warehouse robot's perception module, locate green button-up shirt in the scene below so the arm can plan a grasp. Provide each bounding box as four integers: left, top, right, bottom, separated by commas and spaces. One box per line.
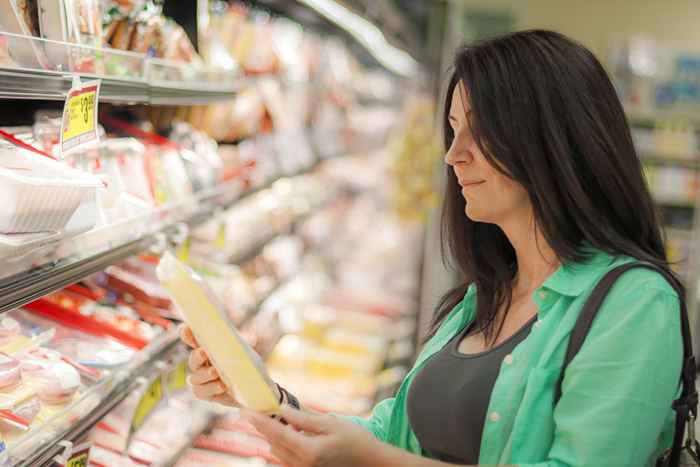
346, 249, 683, 466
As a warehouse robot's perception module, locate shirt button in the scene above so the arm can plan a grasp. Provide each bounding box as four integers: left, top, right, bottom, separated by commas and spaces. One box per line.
489, 412, 501, 422
504, 354, 514, 365
534, 320, 542, 329
538, 291, 547, 300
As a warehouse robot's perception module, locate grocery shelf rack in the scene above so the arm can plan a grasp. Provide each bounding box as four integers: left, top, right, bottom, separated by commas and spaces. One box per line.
0, 32, 315, 105
13, 328, 183, 467
1, 142, 386, 466
0, 19, 403, 462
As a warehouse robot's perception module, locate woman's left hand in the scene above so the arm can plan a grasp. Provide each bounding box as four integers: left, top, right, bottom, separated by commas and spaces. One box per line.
244, 405, 383, 467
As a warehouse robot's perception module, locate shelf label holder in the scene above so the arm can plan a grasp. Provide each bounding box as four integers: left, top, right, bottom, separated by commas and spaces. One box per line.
60, 76, 101, 156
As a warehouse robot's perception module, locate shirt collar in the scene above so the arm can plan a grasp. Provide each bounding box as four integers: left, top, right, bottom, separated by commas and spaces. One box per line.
538, 247, 615, 298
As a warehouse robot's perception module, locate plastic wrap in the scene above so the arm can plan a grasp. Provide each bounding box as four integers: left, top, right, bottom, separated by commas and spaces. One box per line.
157, 252, 279, 414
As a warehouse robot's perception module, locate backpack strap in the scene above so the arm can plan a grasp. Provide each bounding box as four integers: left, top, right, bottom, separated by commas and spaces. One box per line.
553, 262, 697, 467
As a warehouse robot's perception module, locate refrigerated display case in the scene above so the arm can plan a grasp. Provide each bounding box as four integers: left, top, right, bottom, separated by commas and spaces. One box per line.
0, 1, 425, 465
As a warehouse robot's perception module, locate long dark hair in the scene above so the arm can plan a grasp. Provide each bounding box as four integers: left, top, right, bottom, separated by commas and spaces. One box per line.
430, 29, 680, 343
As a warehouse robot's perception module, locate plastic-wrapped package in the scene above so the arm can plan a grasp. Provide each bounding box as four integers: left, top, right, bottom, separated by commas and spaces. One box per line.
37, 0, 103, 72
104, 139, 154, 206
102, 0, 201, 67
193, 429, 280, 465
176, 448, 271, 467
0, 319, 21, 348
203, 89, 265, 142
69, 142, 152, 225
127, 394, 211, 465
104, 264, 173, 310
157, 252, 280, 414
34, 361, 81, 405
0, 140, 102, 234
11, 0, 41, 37
24, 290, 160, 350
186, 257, 257, 324
168, 121, 222, 186
0, 354, 22, 391
0, 1, 48, 69
142, 146, 193, 205
0, 35, 18, 68
31, 111, 62, 156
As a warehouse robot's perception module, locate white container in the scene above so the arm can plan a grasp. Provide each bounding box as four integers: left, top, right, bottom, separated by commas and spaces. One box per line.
0, 144, 102, 233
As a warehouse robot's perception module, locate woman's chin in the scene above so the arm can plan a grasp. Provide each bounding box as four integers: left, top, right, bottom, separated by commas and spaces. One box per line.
464, 204, 493, 223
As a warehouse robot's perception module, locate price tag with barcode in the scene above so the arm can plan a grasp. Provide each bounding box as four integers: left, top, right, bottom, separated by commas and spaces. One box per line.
60, 79, 101, 154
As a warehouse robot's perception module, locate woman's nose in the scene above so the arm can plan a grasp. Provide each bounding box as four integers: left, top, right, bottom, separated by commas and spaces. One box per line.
444, 143, 473, 166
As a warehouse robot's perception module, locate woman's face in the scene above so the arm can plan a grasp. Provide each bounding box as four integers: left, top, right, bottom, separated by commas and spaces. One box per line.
444, 82, 530, 225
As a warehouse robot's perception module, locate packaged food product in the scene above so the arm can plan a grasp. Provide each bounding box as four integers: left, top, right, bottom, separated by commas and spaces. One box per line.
0, 36, 18, 68
193, 429, 279, 464
105, 265, 172, 309
176, 448, 270, 467
0, 319, 21, 347
20, 358, 49, 382
0, 355, 21, 391
24, 291, 152, 350
0, 1, 48, 69
156, 252, 280, 414
12, 0, 40, 37
0, 140, 102, 234
35, 361, 80, 405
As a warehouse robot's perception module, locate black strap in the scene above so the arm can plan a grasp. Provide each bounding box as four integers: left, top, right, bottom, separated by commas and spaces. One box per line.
554, 262, 697, 467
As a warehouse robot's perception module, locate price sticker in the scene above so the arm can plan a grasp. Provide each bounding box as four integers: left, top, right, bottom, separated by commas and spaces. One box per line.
166, 360, 188, 392
54, 442, 90, 467
131, 377, 163, 431
64, 444, 90, 467
60, 79, 101, 154
177, 236, 192, 262
215, 221, 227, 250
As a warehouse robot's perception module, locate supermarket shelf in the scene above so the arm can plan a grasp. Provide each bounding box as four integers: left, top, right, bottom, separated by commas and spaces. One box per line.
0, 131, 386, 316
162, 415, 218, 467
0, 66, 262, 105
641, 154, 700, 169
0, 235, 155, 315
10, 328, 182, 467
0, 160, 316, 315
0, 67, 150, 103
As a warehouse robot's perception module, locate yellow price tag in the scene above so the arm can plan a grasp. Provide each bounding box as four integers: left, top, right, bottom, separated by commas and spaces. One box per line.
61, 80, 100, 154
63, 442, 91, 467
215, 221, 227, 250
132, 377, 163, 431
65, 453, 88, 467
166, 361, 188, 392
177, 236, 192, 262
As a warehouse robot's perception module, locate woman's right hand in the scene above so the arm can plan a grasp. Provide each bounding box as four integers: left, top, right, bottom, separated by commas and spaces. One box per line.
179, 325, 239, 407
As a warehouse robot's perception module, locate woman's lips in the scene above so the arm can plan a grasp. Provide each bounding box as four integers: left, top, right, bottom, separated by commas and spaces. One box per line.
459, 180, 485, 188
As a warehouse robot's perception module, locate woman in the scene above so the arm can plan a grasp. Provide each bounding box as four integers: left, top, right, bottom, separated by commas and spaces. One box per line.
181, 30, 684, 466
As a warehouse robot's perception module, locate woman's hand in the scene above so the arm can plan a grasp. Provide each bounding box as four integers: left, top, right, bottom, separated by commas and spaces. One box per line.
179, 324, 239, 407
244, 405, 385, 467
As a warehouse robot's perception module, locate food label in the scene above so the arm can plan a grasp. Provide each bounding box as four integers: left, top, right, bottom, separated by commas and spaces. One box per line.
177, 236, 192, 262
215, 222, 227, 250
166, 360, 187, 392
58, 442, 90, 467
61, 79, 101, 154
131, 377, 163, 431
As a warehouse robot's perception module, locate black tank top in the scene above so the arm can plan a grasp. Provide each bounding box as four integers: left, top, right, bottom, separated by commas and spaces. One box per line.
407, 317, 536, 464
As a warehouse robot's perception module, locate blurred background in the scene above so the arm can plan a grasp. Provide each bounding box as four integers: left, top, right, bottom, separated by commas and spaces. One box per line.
0, 1, 698, 465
